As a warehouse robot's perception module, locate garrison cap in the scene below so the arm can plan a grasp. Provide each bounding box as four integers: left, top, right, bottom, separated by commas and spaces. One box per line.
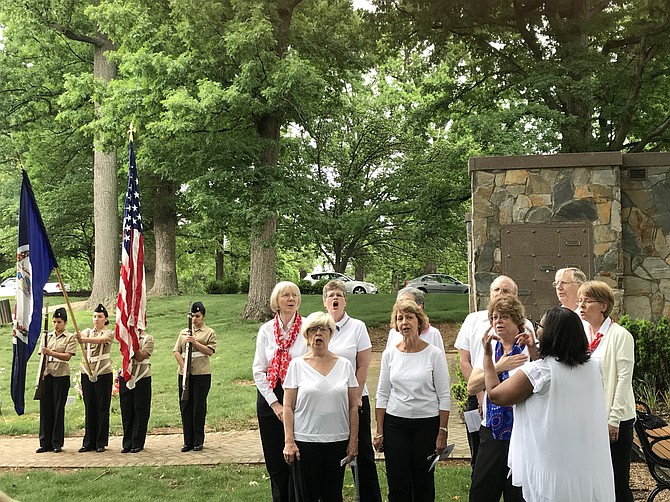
191, 301, 206, 315
53, 307, 67, 322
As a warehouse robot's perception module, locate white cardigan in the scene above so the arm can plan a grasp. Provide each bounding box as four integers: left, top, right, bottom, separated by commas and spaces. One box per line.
599, 321, 636, 427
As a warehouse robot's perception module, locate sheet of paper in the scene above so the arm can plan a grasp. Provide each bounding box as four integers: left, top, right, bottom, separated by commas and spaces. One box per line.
429, 443, 455, 471
464, 409, 483, 433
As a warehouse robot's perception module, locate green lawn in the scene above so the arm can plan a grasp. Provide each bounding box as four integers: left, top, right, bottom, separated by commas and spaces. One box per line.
0, 462, 472, 501
0, 293, 468, 436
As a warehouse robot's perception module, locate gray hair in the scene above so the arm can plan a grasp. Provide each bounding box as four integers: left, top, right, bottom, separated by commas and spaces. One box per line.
396, 286, 425, 307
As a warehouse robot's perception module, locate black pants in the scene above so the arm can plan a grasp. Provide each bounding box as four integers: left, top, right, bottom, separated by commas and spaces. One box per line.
383, 413, 439, 502
465, 395, 480, 472
120, 376, 152, 450
354, 396, 382, 502
178, 373, 211, 448
257, 385, 292, 502
294, 440, 348, 502
611, 418, 634, 502
81, 372, 113, 449
469, 426, 523, 502
39, 374, 70, 450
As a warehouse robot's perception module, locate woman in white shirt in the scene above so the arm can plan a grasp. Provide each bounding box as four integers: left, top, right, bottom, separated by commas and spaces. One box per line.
252, 281, 306, 502
323, 280, 382, 501
283, 311, 359, 502
579, 280, 635, 502
386, 287, 445, 352
483, 307, 615, 502
374, 299, 451, 501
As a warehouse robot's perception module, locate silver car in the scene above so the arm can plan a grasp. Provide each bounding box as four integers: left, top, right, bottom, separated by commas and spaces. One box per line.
404, 274, 469, 294
304, 272, 378, 294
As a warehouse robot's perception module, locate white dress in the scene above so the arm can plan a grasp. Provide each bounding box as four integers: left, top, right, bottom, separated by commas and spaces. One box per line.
509, 357, 615, 502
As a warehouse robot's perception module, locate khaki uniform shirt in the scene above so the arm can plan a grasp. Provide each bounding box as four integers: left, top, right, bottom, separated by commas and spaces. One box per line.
39, 330, 77, 377
173, 324, 217, 376
79, 328, 115, 377
129, 333, 154, 381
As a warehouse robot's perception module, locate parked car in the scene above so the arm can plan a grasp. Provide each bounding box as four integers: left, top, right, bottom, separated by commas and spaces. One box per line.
0, 277, 71, 296
404, 274, 469, 294
304, 272, 378, 294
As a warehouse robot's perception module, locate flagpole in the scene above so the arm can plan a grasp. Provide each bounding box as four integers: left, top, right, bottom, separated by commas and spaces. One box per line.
54, 267, 94, 378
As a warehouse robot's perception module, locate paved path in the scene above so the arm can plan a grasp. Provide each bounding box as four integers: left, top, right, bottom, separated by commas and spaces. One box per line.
0, 352, 471, 468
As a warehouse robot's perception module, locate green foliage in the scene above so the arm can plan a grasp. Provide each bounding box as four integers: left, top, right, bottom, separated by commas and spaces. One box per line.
295, 279, 328, 296
450, 353, 469, 414
619, 315, 670, 396
204, 278, 238, 295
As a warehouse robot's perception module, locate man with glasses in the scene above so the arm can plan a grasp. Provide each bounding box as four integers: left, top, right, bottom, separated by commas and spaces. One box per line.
454, 276, 534, 474
553, 267, 587, 311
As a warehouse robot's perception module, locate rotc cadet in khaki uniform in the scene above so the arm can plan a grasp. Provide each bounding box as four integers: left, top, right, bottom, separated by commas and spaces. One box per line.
76, 303, 115, 453
173, 301, 217, 452
119, 330, 154, 453
36, 307, 77, 453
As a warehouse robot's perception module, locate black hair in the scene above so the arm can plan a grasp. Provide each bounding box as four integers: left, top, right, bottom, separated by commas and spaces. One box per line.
539, 307, 589, 367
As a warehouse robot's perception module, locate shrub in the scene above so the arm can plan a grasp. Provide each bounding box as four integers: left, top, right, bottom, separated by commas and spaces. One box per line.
204, 278, 238, 294
451, 353, 469, 414
239, 277, 250, 293
620, 315, 670, 397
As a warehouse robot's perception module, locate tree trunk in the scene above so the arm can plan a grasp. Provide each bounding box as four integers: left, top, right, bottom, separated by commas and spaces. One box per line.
87, 40, 119, 309
215, 236, 224, 281
242, 217, 276, 321
149, 178, 178, 296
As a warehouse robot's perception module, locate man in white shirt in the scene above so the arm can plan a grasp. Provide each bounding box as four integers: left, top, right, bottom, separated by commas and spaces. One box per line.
453, 275, 534, 472
553, 267, 586, 311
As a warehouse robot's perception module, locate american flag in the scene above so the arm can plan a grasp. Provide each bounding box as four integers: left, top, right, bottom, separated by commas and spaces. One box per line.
115, 140, 146, 384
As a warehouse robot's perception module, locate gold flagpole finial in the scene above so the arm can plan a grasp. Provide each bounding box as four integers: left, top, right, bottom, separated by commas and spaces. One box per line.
128, 122, 136, 142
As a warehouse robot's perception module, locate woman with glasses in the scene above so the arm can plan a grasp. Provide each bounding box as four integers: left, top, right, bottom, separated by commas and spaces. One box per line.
253, 281, 307, 501
578, 280, 635, 502
283, 311, 359, 501
467, 296, 538, 502
374, 299, 451, 501
483, 307, 614, 501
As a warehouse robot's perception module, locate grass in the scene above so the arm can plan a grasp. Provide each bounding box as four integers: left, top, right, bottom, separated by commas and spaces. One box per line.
0, 293, 469, 435
0, 462, 472, 501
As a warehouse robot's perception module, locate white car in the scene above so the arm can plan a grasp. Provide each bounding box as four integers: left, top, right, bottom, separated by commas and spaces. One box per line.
0, 277, 70, 296
304, 272, 378, 294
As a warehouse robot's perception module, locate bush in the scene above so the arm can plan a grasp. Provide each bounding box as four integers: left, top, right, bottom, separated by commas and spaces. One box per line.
239, 277, 250, 294
451, 353, 469, 414
619, 315, 670, 397
204, 278, 238, 294
296, 279, 328, 295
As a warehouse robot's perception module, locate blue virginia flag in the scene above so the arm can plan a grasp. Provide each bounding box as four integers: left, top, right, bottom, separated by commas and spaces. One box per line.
10, 170, 57, 415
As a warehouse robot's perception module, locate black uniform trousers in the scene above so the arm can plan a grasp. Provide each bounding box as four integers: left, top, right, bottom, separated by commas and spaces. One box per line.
383, 413, 439, 502
464, 395, 480, 473
178, 373, 211, 448
611, 418, 634, 502
294, 440, 348, 502
257, 382, 292, 502
120, 376, 152, 450
354, 396, 382, 501
39, 374, 70, 450
469, 426, 523, 502
81, 372, 113, 450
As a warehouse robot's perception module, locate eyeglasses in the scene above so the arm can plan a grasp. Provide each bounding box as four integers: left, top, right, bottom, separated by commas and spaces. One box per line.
307, 326, 331, 335
326, 292, 345, 299
490, 314, 511, 322
491, 287, 513, 294
552, 281, 579, 288
534, 320, 543, 331
577, 299, 600, 305
280, 292, 299, 299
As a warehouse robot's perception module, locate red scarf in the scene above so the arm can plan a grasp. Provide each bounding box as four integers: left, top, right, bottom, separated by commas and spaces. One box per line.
588, 332, 603, 354
267, 312, 302, 388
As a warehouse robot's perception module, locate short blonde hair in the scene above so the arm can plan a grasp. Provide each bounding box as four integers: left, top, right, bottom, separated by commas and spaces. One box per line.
390, 299, 428, 334
578, 280, 614, 318
322, 280, 347, 301
300, 311, 336, 345
269, 281, 301, 313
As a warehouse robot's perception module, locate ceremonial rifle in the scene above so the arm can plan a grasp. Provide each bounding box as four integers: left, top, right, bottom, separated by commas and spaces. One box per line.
180, 305, 193, 403
34, 305, 49, 400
